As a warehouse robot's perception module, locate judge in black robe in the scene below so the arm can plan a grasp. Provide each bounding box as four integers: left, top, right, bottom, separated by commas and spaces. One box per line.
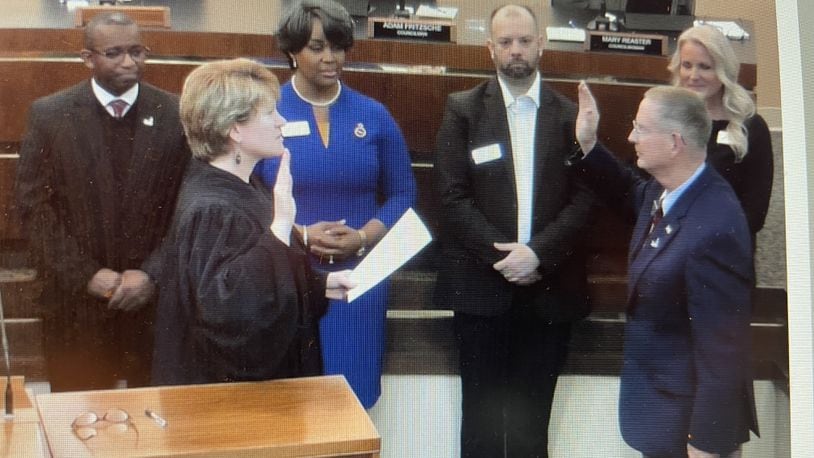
151, 59, 354, 386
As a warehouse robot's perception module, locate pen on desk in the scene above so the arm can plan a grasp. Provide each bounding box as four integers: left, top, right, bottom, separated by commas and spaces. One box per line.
145, 409, 168, 428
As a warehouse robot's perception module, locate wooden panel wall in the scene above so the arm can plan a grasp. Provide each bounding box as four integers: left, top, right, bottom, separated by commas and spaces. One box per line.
0, 28, 707, 306
0, 59, 643, 259
0, 61, 645, 156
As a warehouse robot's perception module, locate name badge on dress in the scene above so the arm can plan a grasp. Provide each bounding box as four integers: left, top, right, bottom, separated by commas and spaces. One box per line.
716, 130, 734, 145
471, 143, 502, 165
282, 120, 311, 138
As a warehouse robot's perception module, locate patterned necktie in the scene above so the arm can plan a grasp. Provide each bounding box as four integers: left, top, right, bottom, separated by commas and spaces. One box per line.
638, 198, 664, 251
109, 99, 129, 119
648, 197, 664, 235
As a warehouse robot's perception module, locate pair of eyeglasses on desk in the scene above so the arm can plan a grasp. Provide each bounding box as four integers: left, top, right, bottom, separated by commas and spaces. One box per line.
71, 407, 140, 445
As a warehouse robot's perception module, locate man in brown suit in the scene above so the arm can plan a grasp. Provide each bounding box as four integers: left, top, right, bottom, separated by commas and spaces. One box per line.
15, 12, 189, 391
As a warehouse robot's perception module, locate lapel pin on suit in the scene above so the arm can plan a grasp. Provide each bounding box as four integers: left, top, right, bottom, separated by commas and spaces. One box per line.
354, 123, 367, 138
665, 224, 673, 235
143, 116, 154, 126
650, 238, 660, 248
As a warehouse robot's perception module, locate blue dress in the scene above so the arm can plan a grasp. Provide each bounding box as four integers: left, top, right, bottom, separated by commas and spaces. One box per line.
257, 82, 416, 407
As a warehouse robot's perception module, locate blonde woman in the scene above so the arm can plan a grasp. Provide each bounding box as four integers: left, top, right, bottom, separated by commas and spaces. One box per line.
669, 24, 773, 241
151, 59, 353, 386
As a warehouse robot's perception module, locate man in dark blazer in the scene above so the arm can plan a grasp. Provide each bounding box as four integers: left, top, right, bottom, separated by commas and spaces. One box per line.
15, 12, 189, 391
433, 5, 595, 457
575, 83, 758, 457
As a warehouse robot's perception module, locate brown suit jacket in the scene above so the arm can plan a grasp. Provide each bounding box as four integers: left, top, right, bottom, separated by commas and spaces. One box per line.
14, 79, 189, 389
15, 80, 189, 293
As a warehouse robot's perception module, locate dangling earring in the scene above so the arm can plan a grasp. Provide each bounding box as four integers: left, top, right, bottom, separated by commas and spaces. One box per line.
292, 58, 298, 69
235, 147, 242, 165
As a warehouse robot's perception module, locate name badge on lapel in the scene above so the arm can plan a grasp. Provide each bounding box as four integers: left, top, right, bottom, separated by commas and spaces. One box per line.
716, 130, 734, 145
282, 120, 311, 138
471, 143, 502, 165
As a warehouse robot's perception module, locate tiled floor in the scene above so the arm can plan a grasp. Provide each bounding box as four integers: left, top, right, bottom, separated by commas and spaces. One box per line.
368, 374, 461, 458
367, 375, 790, 458
374, 306, 789, 457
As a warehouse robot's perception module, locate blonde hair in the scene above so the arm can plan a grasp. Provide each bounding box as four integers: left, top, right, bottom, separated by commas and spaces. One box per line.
668, 25, 755, 161
180, 58, 280, 161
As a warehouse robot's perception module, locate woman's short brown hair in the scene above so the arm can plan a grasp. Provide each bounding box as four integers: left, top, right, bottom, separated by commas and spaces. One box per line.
180, 58, 280, 161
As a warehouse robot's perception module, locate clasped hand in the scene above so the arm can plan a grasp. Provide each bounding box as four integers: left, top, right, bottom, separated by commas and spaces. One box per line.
87, 268, 154, 312
493, 242, 541, 285
305, 220, 363, 261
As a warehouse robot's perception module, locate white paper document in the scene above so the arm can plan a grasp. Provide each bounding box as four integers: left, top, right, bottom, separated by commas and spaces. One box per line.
347, 208, 432, 302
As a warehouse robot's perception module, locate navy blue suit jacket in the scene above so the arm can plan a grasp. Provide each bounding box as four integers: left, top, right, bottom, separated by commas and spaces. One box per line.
578, 145, 758, 456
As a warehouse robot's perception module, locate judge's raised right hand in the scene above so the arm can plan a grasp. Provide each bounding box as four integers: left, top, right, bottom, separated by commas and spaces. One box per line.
576, 81, 600, 153
271, 148, 296, 245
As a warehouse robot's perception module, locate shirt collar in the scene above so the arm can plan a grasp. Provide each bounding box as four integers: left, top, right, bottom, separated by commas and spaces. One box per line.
497, 72, 541, 109
91, 78, 139, 108
662, 162, 707, 215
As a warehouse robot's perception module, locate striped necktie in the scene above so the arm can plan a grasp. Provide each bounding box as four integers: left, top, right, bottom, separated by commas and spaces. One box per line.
109, 99, 129, 119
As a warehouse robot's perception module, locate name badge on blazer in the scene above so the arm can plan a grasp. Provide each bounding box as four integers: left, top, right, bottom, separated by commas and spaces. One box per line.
716, 130, 734, 145
282, 120, 311, 138
471, 143, 502, 165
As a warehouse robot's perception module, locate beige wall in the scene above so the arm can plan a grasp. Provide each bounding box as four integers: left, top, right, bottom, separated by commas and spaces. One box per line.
776, 0, 814, 452
696, 0, 780, 111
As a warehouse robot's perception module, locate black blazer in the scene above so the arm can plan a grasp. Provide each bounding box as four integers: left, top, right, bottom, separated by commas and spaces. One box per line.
432, 78, 595, 320
15, 80, 190, 295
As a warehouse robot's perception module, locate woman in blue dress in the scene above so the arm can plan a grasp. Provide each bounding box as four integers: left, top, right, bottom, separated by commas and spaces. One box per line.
258, 0, 416, 408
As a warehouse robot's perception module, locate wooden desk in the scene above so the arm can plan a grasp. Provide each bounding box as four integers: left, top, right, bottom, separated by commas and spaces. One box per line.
1, 422, 48, 458
1, 376, 39, 423
1, 376, 49, 458
36, 375, 380, 458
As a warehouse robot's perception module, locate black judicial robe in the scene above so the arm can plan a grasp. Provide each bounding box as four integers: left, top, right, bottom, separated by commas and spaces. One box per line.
151, 159, 327, 385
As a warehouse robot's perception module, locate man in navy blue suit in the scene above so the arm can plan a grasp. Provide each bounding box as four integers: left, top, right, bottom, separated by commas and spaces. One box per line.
574, 83, 758, 457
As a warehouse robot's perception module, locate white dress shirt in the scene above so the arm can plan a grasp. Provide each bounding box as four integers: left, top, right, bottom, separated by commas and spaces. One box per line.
91, 78, 139, 118
497, 73, 541, 244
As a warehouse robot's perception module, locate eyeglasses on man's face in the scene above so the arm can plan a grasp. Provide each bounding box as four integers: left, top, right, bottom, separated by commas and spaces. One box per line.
631, 119, 670, 136
89, 45, 151, 62
631, 119, 687, 145
631, 119, 649, 135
